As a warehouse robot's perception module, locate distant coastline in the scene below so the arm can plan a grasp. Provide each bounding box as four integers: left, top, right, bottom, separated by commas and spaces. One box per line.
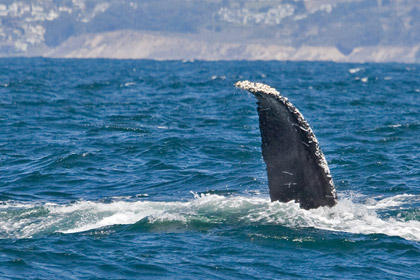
4, 30, 419, 63
2, 1, 420, 63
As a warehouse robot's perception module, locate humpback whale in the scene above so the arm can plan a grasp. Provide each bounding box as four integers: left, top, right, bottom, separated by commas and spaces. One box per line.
235, 81, 337, 210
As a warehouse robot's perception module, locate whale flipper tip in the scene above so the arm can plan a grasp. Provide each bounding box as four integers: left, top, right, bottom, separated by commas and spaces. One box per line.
235, 80, 281, 97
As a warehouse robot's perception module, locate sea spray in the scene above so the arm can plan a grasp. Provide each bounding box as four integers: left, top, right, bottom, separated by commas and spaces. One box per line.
1, 194, 419, 241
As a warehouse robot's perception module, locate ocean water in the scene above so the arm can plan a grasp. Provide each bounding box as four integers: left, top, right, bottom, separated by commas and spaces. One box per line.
0, 58, 419, 279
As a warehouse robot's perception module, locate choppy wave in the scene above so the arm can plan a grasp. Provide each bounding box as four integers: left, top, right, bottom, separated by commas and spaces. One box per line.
1, 193, 419, 241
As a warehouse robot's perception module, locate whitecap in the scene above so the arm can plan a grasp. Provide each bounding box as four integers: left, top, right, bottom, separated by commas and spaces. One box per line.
123, 82, 136, 87
349, 67, 363, 74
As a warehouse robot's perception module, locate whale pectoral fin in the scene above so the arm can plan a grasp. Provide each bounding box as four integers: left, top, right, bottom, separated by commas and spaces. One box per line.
235, 81, 336, 210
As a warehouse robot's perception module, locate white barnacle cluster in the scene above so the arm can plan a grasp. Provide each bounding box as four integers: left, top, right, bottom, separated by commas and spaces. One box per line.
293, 105, 333, 189
235, 80, 282, 98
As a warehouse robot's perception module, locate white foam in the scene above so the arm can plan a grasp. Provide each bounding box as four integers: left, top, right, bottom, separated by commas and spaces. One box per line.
211, 75, 226, 80
123, 82, 136, 87
1, 194, 419, 241
364, 194, 418, 209
349, 67, 363, 74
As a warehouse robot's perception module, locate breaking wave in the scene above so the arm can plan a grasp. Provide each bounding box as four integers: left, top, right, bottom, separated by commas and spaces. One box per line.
1, 193, 419, 241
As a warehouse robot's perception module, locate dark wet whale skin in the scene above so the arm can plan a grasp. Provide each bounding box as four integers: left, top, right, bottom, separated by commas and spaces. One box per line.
236, 81, 337, 210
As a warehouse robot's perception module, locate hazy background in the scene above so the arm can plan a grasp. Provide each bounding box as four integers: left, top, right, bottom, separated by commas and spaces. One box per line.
1, 0, 420, 62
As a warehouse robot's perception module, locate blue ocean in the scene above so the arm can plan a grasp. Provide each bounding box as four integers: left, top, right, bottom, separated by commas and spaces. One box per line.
0, 58, 419, 279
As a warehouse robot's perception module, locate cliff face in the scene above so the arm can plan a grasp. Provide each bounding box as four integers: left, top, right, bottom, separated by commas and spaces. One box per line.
2, 0, 420, 62
45, 30, 420, 63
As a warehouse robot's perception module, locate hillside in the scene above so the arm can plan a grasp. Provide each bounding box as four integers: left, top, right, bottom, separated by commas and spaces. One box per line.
1, 0, 420, 62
